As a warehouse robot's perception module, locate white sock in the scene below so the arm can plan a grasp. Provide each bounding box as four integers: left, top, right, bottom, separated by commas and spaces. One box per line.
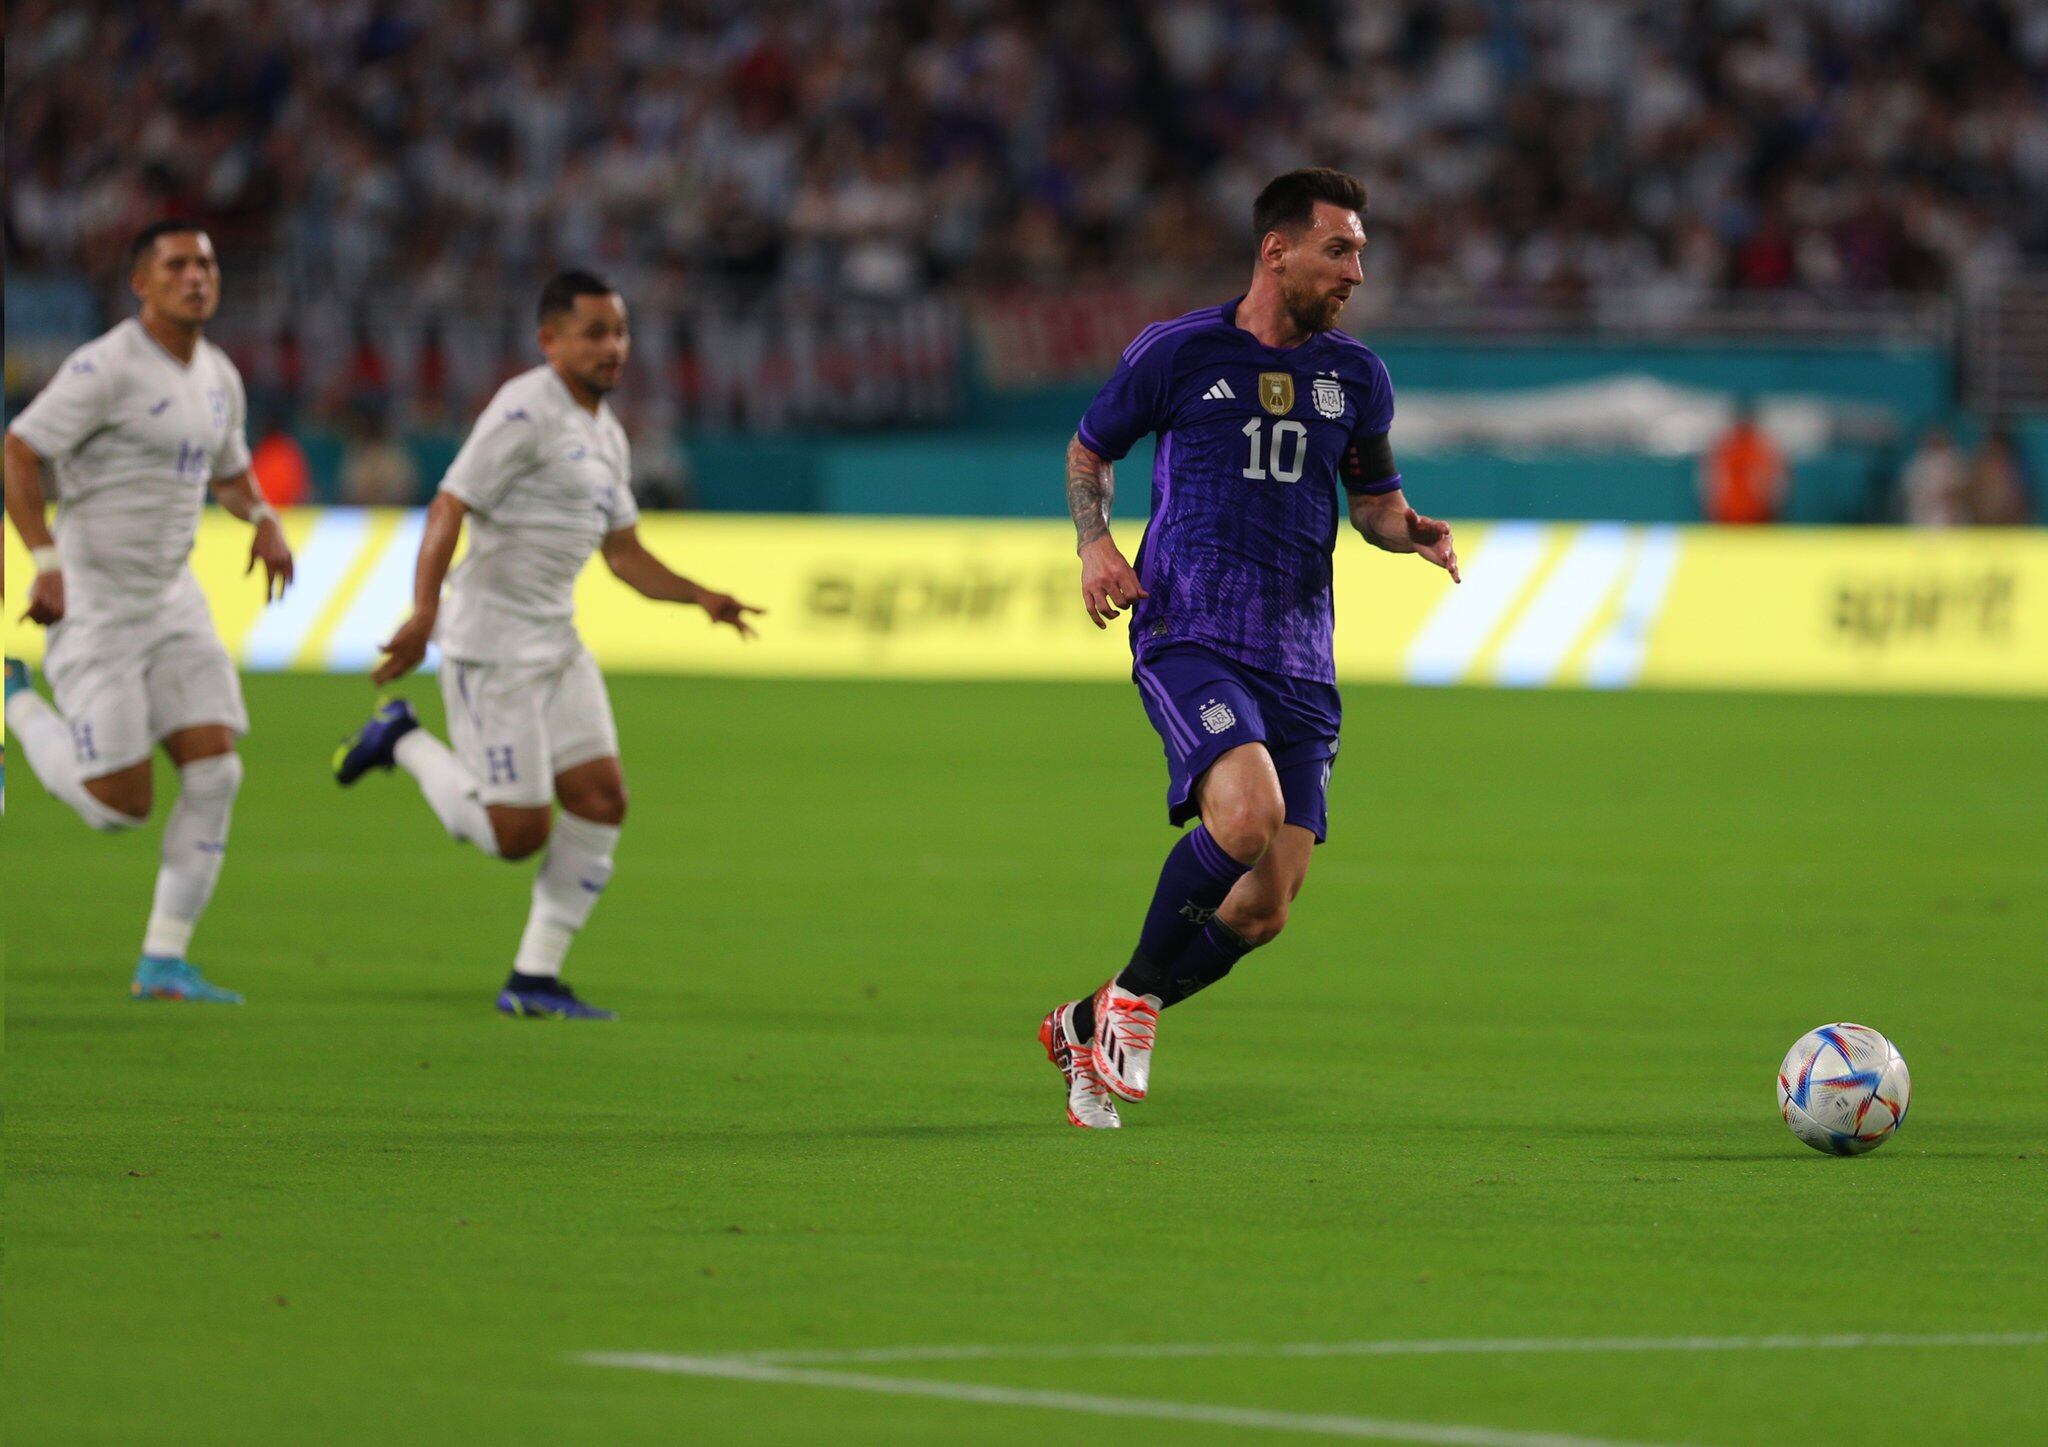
513, 812, 619, 978
143, 753, 242, 959
394, 728, 500, 857
4, 690, 146, 832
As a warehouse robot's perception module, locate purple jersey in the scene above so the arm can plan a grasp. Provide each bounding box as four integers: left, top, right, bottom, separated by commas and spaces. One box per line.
1078, 297, 1400, 684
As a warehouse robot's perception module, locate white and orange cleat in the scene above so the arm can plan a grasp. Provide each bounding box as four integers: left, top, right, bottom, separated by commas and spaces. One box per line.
1089, 982, 1160, 1102
1039, 1003, 1120, 1129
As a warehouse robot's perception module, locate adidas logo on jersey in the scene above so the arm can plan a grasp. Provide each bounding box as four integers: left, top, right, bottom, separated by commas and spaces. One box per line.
1202, 378, 1236, 401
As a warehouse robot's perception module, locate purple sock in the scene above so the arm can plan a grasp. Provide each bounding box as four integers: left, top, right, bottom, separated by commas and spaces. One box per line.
1115, 826, 1252, 1000
1164, 916, 1257, 1005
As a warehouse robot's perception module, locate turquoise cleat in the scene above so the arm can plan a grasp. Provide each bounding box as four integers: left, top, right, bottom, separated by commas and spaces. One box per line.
4, 657, 31, 702
131, 956, 245, 1004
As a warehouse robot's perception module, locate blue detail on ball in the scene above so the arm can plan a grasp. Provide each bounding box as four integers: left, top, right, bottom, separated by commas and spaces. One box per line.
1815, 1026, 1857, 1069
1793, 1028, 1880, 1109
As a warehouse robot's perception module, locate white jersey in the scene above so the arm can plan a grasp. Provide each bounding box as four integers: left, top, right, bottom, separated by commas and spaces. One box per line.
7, 318, 252, 622
435, 365, 638, 666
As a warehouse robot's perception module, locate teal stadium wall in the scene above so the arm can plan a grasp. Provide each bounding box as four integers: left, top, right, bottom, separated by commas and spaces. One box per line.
15, 293, 2039, 521
695, 433, 1888, 524
186, 332, 1935, 514
676, 335, 1970, 523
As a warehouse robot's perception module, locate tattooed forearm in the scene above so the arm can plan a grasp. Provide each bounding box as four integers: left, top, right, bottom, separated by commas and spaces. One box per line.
1067, 434, 1114, 550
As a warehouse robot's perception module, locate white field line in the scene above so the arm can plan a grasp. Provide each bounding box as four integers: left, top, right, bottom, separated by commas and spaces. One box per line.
724, 1330, 2048, 1368
575, 1352, 1684, 1447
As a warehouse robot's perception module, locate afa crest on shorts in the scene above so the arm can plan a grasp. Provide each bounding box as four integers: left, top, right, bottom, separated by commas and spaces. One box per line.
1312, 375, 1346, 420
1258, 372, 1294, 416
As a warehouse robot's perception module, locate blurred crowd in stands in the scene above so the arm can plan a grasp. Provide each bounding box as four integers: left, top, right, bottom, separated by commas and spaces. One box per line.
1702, 408, 2036, 525
5, 0, 2044, 519
9, 0, 2046, 311
1894, 424, 2035, 527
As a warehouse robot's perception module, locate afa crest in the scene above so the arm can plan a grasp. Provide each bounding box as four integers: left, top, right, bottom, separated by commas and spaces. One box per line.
1312, 376, 1346, 420
1258, 372, 1294, 416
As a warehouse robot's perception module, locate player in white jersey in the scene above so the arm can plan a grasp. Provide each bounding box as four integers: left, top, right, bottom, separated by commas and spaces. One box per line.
333, 271, 760, 1019
4, 222, 295, 1003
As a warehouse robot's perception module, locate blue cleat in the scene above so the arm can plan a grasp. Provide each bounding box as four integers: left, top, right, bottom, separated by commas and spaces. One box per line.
334, 697, 418, 785
132, 956, 245, 1004
497, 975, 616, 1020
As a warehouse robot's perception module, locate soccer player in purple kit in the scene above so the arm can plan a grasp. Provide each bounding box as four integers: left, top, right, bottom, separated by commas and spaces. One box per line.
1037, 169, 1461, 1129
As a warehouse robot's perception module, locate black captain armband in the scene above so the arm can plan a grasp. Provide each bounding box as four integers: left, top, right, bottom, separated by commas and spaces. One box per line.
1340, 432, 1401, 495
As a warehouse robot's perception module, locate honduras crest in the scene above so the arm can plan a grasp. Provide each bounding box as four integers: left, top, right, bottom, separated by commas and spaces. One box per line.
1312, 375, 1346, 420
1258, 372, 1294, 416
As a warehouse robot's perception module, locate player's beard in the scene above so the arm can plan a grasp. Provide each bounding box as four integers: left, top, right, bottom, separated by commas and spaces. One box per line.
1281, 277, 1346, 335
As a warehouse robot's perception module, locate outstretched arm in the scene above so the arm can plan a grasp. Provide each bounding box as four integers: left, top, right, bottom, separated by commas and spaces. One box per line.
1350, 488, 1461, 583
212, 468, 295, 602
1067, 432, 1148, 628
601, 524, 762, 638
373, 491, 468, 683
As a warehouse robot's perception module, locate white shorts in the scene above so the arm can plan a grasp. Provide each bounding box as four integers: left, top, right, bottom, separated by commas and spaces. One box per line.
439, 647, 620, 808
42, 578, 248, 777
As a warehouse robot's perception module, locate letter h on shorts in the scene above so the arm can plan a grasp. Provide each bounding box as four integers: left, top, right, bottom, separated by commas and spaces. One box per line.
485, 745, 518, 786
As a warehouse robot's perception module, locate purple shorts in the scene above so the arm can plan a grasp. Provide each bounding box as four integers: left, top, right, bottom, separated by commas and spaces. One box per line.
1131, 640, 1342, 842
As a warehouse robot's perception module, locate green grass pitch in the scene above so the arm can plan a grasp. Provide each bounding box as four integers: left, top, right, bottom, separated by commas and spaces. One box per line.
6, 673, 2045, 1444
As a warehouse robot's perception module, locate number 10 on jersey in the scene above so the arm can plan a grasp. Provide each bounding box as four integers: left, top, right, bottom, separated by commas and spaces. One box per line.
1241, 418, 1308, 483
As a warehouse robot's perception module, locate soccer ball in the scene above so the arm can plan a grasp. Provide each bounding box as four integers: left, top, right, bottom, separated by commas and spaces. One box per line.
1777, 1023, 1910, 1155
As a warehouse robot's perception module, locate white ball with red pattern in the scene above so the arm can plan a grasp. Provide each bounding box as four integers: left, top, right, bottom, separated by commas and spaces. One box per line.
1778, 1023, 1911, 1156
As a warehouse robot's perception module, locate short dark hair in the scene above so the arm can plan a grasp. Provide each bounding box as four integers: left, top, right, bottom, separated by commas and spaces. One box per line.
537, 269, 618, 324
129, 219, 208, 267
1252, 168, 1368, 242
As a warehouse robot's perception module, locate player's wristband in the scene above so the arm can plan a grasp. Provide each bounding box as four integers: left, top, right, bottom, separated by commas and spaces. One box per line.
247, 502, 279, 528
30, 544, 61, 572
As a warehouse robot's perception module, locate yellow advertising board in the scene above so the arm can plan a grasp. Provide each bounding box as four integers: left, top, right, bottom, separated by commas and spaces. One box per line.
1647, 527, 2045, 695
5, 511, 2045, 697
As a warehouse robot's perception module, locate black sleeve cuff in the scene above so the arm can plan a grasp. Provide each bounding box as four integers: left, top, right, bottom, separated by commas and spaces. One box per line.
1341, 432, 1399, 494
